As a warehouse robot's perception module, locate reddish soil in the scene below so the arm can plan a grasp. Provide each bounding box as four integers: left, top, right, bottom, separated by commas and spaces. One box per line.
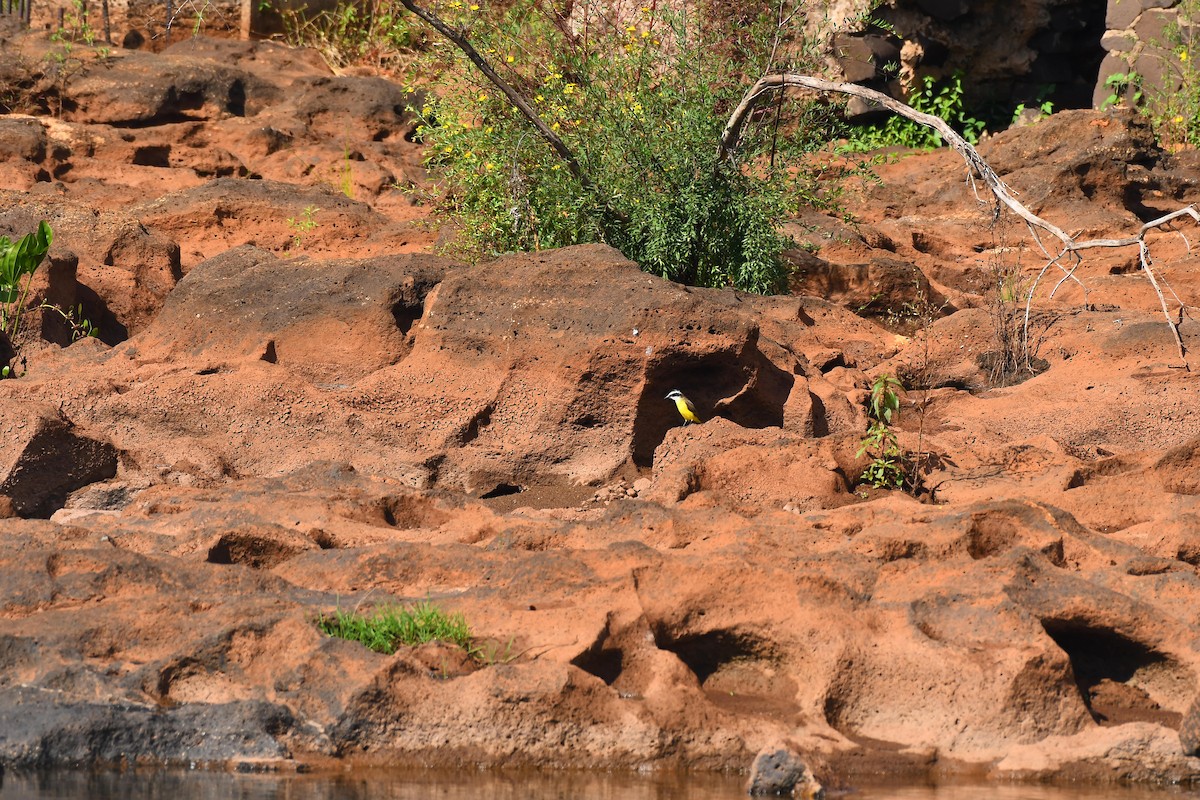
2, 20, 1200, 791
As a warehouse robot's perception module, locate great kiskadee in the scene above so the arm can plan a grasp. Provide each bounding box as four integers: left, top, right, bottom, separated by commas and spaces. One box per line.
666, 389, 701, 425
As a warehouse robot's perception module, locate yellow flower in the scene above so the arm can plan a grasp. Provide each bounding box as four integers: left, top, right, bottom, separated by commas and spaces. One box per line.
1175, 115, 1185, 123
1181, 49, 1190, 62
535, 94, 544, 102
563, 83, 577, 95
469, 2, 479, 8
485, 162, 495, 170
551, 121, 560, 130
506, 54, 515, 63
478, 92, 489, 101
641, 30, 649, 38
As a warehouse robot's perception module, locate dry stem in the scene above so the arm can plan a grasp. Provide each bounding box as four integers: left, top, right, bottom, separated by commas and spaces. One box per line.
723, 74, 1199, 363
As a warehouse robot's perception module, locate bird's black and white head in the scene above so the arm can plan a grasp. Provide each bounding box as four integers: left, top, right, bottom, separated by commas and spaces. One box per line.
665, 389, 684, 400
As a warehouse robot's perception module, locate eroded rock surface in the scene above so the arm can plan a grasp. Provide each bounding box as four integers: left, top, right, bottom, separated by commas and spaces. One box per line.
0, 26, 1199, 791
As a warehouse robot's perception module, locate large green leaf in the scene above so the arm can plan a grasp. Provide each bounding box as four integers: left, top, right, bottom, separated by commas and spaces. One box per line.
0, 221, 53, 294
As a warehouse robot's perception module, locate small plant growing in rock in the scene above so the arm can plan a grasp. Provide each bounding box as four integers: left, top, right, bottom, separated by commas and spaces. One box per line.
857, 373, 906, 490
286, 205, 320, 249
0, 221, 54, 343
1100, 70, 1142, 111
281, 0, 421, 73
0, 221, 99, 377
318, 601, 473, 655
45, 0, 111, 117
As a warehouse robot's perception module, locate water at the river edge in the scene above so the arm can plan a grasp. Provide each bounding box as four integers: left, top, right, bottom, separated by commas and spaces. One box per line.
2, 769, 1199, 800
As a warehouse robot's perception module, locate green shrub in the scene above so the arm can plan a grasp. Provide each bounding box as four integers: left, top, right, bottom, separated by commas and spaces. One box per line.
412, 2, 841, 294
318, 601, 473, 655
843, 71, 985, 151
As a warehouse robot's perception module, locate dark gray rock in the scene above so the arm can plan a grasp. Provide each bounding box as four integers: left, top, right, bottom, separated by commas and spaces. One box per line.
0, 686, 298, 766
746, 744, 822, 797
1181, 695, 1200, 756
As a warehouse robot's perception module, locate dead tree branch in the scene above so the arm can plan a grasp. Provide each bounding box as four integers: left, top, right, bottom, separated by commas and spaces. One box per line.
723, 74, 1199, 362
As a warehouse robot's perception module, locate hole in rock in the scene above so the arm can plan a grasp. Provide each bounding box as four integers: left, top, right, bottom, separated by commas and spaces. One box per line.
653, 626, 776, 684
1041, 619, 1183, 726
205, 531, 305, 569
966, 514, 1017, 559
391, 300, 423, 337
458, 405, 493, 446
75, 283, 129, 346
227, 79, 246, 117
571, 645, 623, 686
631, 350, 795, 467
479, 483, 522, 500
131, 145, 171, 167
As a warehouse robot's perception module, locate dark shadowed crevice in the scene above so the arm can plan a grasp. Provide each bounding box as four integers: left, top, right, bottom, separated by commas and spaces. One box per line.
652, 625, 776, 685
228, 79, 247, 116
571, 645, 623, 686
391, 300, 424, 337
479, 483, 521, 500
457, 405, 493, 446
132, 145, 171, 167
1040, 619, 1174, 724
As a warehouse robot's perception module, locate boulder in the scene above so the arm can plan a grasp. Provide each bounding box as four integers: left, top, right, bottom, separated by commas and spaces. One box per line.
63, 51, 281, 125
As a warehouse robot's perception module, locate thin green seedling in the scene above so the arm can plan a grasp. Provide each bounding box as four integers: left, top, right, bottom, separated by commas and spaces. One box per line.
285, 205, 319, 249
856, 373, 906, 490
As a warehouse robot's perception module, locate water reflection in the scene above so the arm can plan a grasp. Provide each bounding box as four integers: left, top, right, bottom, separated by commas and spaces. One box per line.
1, 769, 1197, 800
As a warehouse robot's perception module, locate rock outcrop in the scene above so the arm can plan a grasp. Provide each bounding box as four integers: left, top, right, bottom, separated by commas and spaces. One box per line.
0, 29, 1199, 792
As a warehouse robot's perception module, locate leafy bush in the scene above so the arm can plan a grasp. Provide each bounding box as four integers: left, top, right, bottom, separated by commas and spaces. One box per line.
318, 601, 473, 655
413, 2, 841, 294
844, 71, 985, 150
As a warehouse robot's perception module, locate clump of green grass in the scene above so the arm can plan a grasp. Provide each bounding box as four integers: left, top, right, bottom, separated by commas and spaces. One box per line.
317, 601, 472, 655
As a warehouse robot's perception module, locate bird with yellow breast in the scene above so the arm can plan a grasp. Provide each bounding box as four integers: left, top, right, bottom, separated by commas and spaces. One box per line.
665, 389, 701, 425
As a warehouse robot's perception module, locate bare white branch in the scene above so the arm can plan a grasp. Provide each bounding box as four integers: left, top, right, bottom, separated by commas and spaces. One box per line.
722, 74, 1199, 363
